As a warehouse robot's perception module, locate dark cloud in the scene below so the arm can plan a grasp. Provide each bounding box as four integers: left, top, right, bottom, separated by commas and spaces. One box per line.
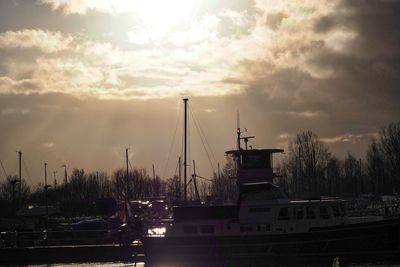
266, 12, 287, 30
221, 77, 246, 84
317, 0, 400, 58
313, 16, 336, 33
233, 0, 400, 159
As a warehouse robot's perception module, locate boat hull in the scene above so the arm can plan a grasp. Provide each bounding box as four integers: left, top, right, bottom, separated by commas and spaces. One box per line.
144, 218, 400, 265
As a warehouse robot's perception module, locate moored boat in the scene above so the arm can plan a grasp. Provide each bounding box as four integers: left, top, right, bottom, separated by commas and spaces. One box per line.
143, 126, 400, 265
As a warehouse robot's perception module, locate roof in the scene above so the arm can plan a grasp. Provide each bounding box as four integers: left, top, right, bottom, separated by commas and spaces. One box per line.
225, 148, 284, 155
240, 182, 280, 193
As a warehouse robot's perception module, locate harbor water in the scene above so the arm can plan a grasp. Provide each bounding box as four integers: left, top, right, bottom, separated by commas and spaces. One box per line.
23, 261, 400, 267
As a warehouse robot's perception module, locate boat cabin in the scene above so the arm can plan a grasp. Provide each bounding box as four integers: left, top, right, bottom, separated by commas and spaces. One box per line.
165, 196, 346, 237
162, 181, 346, 237
225, 148, 283, 185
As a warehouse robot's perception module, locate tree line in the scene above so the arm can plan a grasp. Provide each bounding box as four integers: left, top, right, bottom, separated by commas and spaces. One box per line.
0, 167, 167, 217
278, 121, 400, 198
0, 121, 399, 217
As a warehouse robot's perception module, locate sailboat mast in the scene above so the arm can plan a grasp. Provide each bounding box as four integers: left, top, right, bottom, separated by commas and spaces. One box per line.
152, 164, 156, 197
178, 157, 181, 201
237, 111, 241, 151
126, 148, 129, 200
62, 164, 68, 198
44, 162, 48, 217
18, 151, 21, 201
193, 160, 200, 201
183, 98, 188, 202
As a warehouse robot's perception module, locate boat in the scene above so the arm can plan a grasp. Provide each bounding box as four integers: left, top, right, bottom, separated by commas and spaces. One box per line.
143, 116, 400, 266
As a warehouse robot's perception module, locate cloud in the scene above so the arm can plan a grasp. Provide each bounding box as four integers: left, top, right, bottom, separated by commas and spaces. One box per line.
0, 29, 73, 53
287, 111, 321, 118
39, 0, 195, 16
0, 76, 45, 94
1, 107, 31, 116
321, 133, 377, 144
266, 12, 287, 30
39, 0, 118, 15
1, 0, 399, 108
43, 142, 55, 148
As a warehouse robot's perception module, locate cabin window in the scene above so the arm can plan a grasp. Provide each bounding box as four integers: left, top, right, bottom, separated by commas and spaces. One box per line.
319, 206, 330, 219
240, 224, 253, 232
241, 154, 270, 169
257, 223, 271, 232
249, 207, 271, 213
183, 226, 198, 234
306, 206, 316, 219
278, 207, 290, 220
293, 207, 303, 220
331, 204, 340, 217
200, 225, 215, 234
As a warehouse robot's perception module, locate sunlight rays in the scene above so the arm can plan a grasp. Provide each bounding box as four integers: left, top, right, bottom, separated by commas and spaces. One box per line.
127, 0, 196, 45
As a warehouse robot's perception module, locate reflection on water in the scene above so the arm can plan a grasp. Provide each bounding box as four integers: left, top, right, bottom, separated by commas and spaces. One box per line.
27, 262, 400, 267
33, 263, 145, 267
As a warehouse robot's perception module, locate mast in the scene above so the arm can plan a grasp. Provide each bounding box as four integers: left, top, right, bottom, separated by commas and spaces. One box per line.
183, 98, 188, 202
237, 112, 241, 151
11, 179, 18, 216
62, 164, 68, 198
44, 162, 49, 217
152, 164, 156, 196
126, 148, 129, 201
53, 171, 57, 189
192, 160, 200, 201
178, 157, 181, 201
18, 151, 21, 201
236, 112, 242, 169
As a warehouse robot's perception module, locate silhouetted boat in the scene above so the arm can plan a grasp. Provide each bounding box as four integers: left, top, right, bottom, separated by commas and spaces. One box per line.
143, 124, 400, 265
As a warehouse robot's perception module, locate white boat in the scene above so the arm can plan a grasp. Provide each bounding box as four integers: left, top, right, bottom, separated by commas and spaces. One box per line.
143, 109, 400, 266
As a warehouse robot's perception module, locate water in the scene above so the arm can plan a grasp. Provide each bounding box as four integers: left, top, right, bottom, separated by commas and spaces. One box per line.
21, 262, 400, 267
29, 263, 145, 267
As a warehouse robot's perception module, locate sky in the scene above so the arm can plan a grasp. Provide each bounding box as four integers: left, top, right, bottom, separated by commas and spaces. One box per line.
0, 0, 399, 186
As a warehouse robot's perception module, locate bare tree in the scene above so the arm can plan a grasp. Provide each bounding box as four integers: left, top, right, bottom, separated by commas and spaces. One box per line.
285, 131, 331, 197
379, 122, 400, 193
0, 175, 30, 216
366, 139, 385, 195
326, 157, 342, 196
210, 156, 238, 201
343, 154, 362, 196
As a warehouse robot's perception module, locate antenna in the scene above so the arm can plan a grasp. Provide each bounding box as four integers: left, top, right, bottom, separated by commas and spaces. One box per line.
237, 111, 241, 151
237, 110, 240, 131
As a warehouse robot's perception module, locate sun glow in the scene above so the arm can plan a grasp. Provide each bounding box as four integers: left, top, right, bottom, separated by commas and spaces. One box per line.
127, 0, 196, 44
133, 0, 194, 25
